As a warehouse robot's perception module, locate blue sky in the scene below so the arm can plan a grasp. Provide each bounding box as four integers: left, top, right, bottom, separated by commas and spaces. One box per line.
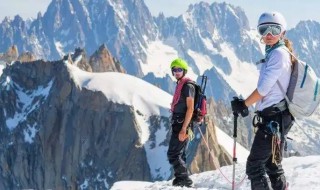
0, 0, 319, 29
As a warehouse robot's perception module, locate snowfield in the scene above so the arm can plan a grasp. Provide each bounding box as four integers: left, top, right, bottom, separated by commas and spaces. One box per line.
111, 155, 320, 190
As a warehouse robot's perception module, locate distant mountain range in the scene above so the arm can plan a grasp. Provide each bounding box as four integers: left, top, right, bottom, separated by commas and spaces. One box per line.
1, 0, 320, 156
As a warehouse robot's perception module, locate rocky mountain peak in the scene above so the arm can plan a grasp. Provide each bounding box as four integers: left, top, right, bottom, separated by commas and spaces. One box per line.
42, 0, 94, 55
89, 44, 125, 73
64, 47, 92, 72
0, 45, 19, 63
12, 15, 24, 23
287, 20, 320, 75
37, 12, 43, 20
7, 45, 18, 57
18, 52, 36, 62
1, 16, 10, 24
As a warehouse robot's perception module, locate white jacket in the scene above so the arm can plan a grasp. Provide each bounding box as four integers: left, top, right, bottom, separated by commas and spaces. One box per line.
256, 47, 292, 111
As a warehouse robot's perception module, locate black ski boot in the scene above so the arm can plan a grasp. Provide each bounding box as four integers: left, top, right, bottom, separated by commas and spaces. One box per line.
250, 176, 272, 190
172, 176, 193, 187
269, 174, 287, 190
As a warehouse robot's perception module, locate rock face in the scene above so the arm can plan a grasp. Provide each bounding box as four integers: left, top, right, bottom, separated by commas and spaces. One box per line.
0, 45, 19, 63
1, 44, 125, 74
208, 98, 251, 150
0, 45, 36, 64
67, 47, 93, 72
0, 55, 232, 189
62, 45, 126, 73
0, 59, 150, 189
189, 110, 232, 173
89, 44, 126, 73
18, 52, 36, 62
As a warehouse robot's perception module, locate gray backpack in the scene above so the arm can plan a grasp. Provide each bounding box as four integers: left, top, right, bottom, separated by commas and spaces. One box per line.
277, 48, 320, 118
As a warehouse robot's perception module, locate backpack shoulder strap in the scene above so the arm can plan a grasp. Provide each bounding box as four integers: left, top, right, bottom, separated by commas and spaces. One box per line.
276, 47, 295, 104
276, 80, 291, 103
186, 80, 196, 85
183, 81, 198, 95
185, 81, 197, 88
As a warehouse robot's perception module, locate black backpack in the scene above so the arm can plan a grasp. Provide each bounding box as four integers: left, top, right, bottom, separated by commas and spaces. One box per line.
187, 76, 208, 123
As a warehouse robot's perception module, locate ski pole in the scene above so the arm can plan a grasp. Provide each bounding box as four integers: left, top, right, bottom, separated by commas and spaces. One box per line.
232, 111, 239, 190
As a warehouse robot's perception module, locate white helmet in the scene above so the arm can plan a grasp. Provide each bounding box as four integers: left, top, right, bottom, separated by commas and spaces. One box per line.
257, 12, 287, 31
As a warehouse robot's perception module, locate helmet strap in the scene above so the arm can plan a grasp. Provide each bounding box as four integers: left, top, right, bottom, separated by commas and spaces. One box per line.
182, 70, 187, 78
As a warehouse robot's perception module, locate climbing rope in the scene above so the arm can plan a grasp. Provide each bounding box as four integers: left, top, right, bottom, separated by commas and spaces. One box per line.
197, 125, 247, 188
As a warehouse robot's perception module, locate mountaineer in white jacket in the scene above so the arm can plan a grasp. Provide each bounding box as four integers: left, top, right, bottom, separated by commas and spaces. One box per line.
231, 11, 295, 190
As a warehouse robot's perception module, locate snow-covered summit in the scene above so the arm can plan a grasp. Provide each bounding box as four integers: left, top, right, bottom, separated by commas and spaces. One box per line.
67, 63, 172, 116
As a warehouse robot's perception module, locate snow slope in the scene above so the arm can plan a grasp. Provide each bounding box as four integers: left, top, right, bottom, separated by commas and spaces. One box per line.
0, 62, 4, 76
111, 155, 320, 190
141, 39, 198, 81
211, 42, 259, 98
68, 64, 172, 117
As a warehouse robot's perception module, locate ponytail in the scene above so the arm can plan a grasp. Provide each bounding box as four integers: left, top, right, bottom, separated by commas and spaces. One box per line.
284, 38, 297, 64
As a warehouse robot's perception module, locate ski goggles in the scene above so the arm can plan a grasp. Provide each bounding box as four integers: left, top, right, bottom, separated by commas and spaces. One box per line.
172, 68, 183, 73
258, 24, 282, 37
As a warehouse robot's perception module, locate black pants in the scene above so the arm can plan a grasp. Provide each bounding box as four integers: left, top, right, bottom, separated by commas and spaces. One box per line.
167, 114, 190, 179
246, 110, 293, 190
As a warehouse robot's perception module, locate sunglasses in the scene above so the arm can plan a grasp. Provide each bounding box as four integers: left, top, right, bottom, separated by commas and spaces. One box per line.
172, 68, 183, 73
258, 24, 282, 37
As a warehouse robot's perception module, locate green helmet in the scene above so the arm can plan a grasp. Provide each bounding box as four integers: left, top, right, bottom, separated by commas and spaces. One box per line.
170, 58, 188, 71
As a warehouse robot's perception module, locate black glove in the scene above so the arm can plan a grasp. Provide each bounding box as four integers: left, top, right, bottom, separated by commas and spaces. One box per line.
231, 97, 249, 117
